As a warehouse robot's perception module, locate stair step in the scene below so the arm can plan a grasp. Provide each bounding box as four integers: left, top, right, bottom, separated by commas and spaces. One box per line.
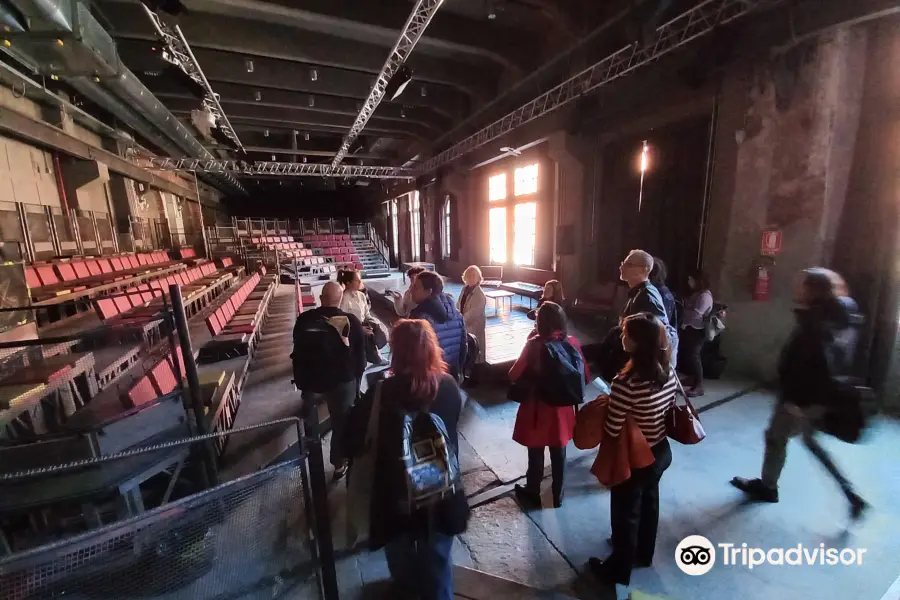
453, 567, 579, 600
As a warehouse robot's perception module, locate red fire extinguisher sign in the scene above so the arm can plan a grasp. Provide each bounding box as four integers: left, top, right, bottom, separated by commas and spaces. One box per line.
753, 266, 770, 301
761, 230, 782, 256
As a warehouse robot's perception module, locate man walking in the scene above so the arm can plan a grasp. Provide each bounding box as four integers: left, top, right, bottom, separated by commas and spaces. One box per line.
409, 271, 468, 380
292, 281, 366, 481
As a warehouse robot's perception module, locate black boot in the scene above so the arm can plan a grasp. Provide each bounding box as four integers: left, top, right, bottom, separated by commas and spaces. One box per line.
730, 477, 779, 502
514, 484, 542, 508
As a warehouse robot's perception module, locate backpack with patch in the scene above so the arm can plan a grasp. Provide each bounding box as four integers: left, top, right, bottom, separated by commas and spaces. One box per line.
399, 409, 461, 513
537, 338, 586, 407
291, 313, 351, 393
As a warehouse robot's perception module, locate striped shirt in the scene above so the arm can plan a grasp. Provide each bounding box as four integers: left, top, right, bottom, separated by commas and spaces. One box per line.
605, 371, 677, 445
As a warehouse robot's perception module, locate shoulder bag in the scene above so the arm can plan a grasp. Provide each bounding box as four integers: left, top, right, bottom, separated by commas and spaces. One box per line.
666, 375, 706, 445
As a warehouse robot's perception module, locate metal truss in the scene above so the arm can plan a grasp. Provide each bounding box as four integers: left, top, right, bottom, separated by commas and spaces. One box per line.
331, 0, 445, 168
142, 3, 244, 153
142, 158, 417, 180
419, 0, 784, 174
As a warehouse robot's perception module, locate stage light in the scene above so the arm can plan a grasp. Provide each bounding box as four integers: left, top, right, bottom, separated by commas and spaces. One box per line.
245, 58, 254, 73
308, 95, 315, 107
264, 129, 269, 137
310, 68, 318, 81
639, 140, 651, 173
271, 154, 277, 161
420, 86, 427, 97
304, 132, 310, 141
384, 64, 413, 101
254, 90, 262, 101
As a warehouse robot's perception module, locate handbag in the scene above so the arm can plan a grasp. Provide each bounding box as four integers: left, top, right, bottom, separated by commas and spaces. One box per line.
346, 381, 382, 547
665, 376, 706, 445
573, 395, 609, 450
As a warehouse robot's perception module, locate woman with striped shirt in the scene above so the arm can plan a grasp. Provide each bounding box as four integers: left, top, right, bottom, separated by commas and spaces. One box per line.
589, 313, 676, 588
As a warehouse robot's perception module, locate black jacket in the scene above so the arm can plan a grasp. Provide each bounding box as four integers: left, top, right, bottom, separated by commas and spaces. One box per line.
293, 306, 367, 387
777, 297, 863, 408
343, 373, 470, 548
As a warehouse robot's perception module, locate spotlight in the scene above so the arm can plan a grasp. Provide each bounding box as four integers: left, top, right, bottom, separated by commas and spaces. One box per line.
308, 95, 315, 107
310, 68, 318, 81
254, 90, 262, 101
264, 129, 269, 137
384, 64, 413, 101
304, 132, 310, 141
272, 154, 277, 161
245, 58, 254, 73
420, 86, 427, 97
302, 156, 307, 163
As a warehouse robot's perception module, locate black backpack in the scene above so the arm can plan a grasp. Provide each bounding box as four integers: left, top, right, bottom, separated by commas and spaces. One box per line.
291, 313, 351, 393
537, 339, 586, 407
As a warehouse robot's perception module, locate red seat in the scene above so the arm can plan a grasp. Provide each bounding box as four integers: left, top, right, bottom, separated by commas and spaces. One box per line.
35, 265, 60, 287
150, 359, 178, 395
126, 256, 140, 269
85, 261, 102, 277
98, 259, 113, 274
206, 312, 223, 336
125, 376, 157, 408
25, 267, 42, 289
56, 263, 78, 282
95, 298, 119, 321
113, 294, 132, 314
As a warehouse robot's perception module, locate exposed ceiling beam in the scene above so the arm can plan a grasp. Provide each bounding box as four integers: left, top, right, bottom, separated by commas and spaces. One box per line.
243, 146, 385, 160
206, 116, 424, 140
165, 99, 431, 138
177, 0, 531, 71
117, 41, 468, 119
102, 5, 496, 100
152, 85, 450, 130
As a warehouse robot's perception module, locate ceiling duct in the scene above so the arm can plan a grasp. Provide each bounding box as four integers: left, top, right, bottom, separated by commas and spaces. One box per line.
6, 0, 120, 78
0, 0, 26, 32
1, 0, 244, 194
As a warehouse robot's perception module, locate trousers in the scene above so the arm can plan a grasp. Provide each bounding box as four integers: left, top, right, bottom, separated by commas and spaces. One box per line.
303, 379, 358, 467
761, 403, 854, 498
526, 446, 566, 500
384, 532, 455, 600
606, 439, 672, 585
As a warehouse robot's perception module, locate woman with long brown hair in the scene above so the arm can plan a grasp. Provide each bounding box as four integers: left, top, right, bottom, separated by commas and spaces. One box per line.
343, 319, 469, 600
590, 312, 676, 588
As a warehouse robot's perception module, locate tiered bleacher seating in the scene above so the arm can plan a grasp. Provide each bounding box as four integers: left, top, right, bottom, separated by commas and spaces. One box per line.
92, 262, 221, 324
25, 251, 183, 301
301, 234, 363, 270
123, 347, 185, 409
199, 268, 276, 360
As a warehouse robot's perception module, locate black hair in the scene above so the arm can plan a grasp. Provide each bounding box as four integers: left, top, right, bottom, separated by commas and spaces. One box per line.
407, 266, 426, 279
415, 271, 443, 296
620, 312, 670, 389
689, 270, 710, 292
536, 301, 567, 338
649, 257, 668, 288
337, 269, 359, 286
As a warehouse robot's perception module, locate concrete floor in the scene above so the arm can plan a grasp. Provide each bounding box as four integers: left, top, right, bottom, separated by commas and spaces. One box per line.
230, 284, 900, 600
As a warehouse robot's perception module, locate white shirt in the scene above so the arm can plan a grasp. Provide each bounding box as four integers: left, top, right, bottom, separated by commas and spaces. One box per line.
340, 290, 371, 323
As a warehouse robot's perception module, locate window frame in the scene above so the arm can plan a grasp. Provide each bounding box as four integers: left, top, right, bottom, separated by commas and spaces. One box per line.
442, 195, 452, 259
485, 157, 543, 267
409, 191, 421, 262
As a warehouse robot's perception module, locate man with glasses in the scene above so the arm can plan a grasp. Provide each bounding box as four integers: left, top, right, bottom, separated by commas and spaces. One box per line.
598, 250, 677, 380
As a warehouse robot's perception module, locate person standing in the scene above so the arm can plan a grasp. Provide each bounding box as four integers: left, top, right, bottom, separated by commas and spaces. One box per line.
292, 281, 366, 481
390, 266, 426, 317
730, 268, 867, 520
510, 302, 589, 509
457, 266, 487, 365
338, 269, 385, 365
409, 271, 468, 380
679, 270, 713, 397
589, 313, 676, 587
343, 319, 469, 600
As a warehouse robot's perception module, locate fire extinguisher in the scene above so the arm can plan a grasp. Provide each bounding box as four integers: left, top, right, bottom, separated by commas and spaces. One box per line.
752, 256, 775, 301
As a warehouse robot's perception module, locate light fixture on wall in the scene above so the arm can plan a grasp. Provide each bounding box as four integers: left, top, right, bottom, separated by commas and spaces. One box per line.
637, 140, 650, 211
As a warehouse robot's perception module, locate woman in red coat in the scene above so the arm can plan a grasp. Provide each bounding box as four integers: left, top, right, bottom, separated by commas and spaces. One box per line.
510, 302, 590, 509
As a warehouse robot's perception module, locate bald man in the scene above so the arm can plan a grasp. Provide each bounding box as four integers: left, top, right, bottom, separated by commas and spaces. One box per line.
292, 281, 366, 480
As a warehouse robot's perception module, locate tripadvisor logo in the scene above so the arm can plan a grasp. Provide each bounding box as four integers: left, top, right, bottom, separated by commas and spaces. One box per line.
675, 535, 868, 575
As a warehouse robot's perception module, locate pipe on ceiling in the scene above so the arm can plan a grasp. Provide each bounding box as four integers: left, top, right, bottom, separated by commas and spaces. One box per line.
3, 0, 243, 194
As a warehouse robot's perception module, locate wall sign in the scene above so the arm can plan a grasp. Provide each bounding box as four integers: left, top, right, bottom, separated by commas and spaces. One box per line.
761, 229, 782, 256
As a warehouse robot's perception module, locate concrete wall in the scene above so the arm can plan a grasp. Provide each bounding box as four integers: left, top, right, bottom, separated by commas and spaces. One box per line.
704, 28, 869, 379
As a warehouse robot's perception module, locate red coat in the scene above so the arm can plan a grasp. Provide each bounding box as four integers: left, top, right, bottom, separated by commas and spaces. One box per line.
510, 334, 590, 448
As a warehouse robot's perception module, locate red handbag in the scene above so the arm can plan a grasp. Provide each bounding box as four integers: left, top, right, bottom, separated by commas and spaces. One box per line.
666, 378, 706, 445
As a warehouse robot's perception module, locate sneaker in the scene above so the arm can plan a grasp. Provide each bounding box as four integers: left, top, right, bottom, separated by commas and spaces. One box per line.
730, 477, 779, 502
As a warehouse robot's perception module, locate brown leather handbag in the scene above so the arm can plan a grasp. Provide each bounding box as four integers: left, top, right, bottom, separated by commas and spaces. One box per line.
666, 377, 706, 445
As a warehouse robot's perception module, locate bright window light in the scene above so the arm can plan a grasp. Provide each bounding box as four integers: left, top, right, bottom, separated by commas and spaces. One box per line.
513, 202, 537, 266
391, 199, 399, 256
442, 199, 451, 258
514, 163, 538, 196
489, 173, 506, 201
489, 207, 507, 264
409, 192, 421, 261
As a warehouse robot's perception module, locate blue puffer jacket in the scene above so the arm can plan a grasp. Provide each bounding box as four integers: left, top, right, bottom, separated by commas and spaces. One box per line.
410, 293, 468, 373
